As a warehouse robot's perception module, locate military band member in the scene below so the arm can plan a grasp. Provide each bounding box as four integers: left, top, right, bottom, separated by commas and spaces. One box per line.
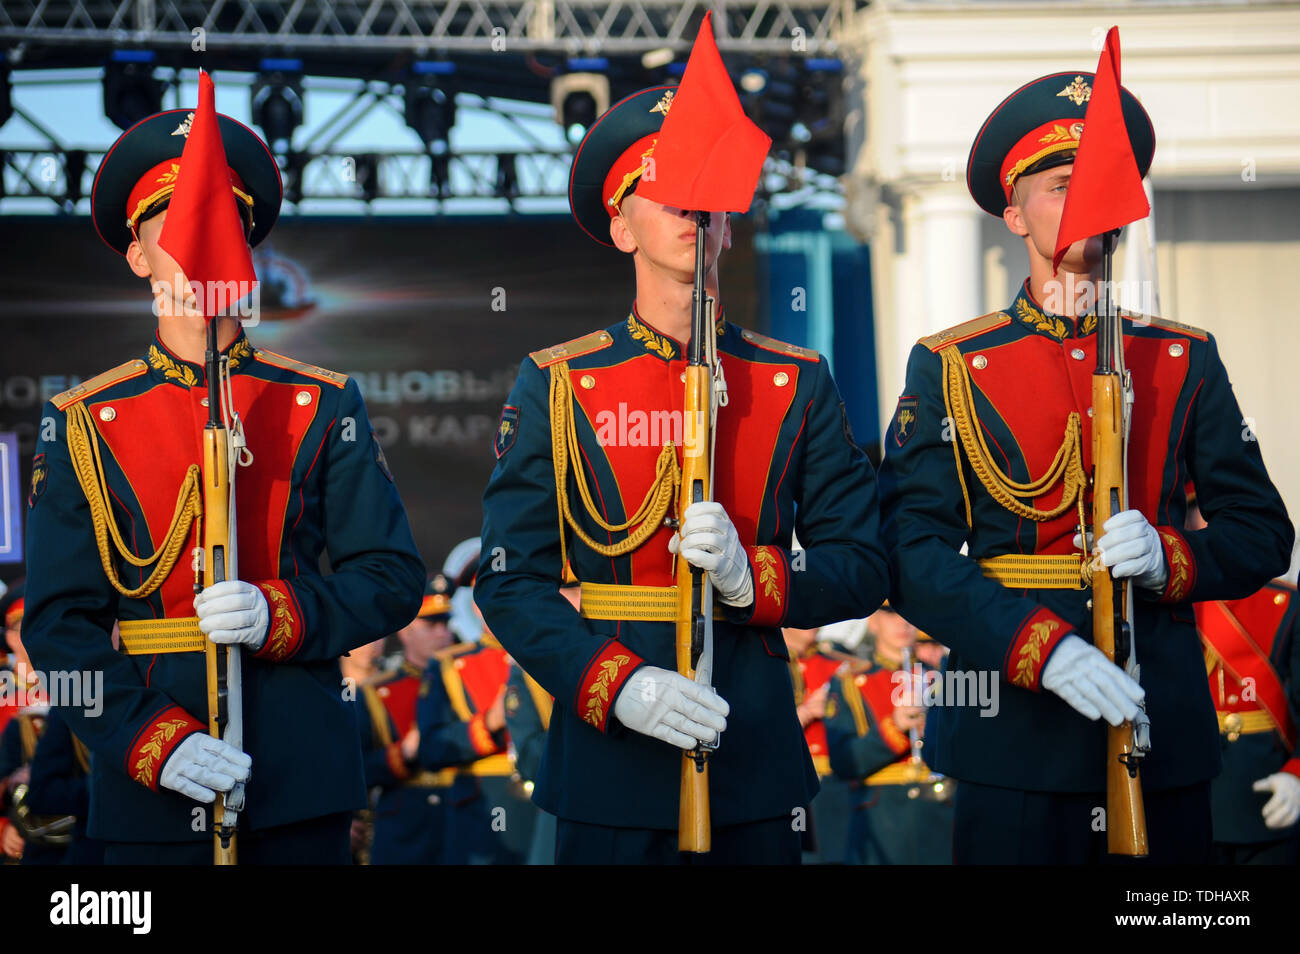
1186, 496, 1300, 863
825, 604, 954, 864
785, 626, 852, 864
22, 104, 425, 863
415, 541, 536, 864
879, 71, 1293, 863
354, 575, 455, 864
475, 86, 890, 864
25, 707, 103, 865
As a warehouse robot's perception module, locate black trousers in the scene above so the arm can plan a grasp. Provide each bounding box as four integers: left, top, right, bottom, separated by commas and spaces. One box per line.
1213, 836, 1300, 865
102, 811, 352, 865
953, 780, 1212, 864
555, 814, 803, 865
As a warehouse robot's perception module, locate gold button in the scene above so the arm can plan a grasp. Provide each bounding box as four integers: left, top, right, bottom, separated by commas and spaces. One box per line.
200, 397, 209, 407
855, 674, 866, 686
1168, 343, 1184, 357
98, 406, 116, 422
296, 390, 312, 406
455, 659, 464, 669
1071, 348, 1086, 361
972, 355, 987, 370
1228, 694, 1239, 705
580, 374, 595, 390
1275, 593, 1287, 605
680, 372, 686, 383
1086, 407, 1094, 417
773, 371, 789, 387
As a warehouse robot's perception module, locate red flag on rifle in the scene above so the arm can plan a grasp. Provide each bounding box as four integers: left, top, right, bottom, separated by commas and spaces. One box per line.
635, 11, 771, 213
1052, 27, 1150, 273
159, 70, 258, 318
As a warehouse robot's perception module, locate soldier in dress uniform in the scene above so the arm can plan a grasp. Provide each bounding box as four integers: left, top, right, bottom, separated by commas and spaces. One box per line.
21, 102, 425, 863
354, 574, 455, 864
1184, 494, 1300, 863
475, 85, 889, 864
879, 71, 1293, 863
824, 604, 954, 864
784, 625, 852, 864
415, 540, 537, 864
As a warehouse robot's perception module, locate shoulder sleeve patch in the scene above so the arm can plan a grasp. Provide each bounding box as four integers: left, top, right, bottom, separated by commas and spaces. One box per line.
254, 349, 349, 388
920, 312, 1011, 352
52, 359, 149, 410
529, 329, 614, 368
738, 329, 820, 363
1123, 312, 1210, 341
494, 405, 519, 459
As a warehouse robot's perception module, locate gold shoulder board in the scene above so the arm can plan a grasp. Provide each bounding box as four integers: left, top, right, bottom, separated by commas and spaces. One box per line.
254, 349, 349, 388
920, 312, 1011, 353
1122, 312, 1209, 342
739, 329, 819, 363
530, 329, 614, 368
52, 359, 149, 410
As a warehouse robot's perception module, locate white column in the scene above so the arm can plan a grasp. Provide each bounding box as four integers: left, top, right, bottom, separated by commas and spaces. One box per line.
917, 183, 984, 334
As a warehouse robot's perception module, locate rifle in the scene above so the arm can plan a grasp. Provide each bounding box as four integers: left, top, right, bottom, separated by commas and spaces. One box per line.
199, 316, 248, 865
675, 210, 722, 853
1090, 229, 1150, 856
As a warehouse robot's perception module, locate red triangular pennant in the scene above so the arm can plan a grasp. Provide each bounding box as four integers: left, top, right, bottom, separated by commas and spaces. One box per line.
1053, 27, 1150, 273
635, 11, 771, 213
159, 70, 258, 318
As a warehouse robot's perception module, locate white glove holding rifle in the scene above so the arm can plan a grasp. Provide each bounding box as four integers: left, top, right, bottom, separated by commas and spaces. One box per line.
194, 580, 269, 649
669, 501, 754, 608
613, 667, 729, 751
159, 734, 252, 804
1073, 509, 1168, 593
1041, 635, 1145, 727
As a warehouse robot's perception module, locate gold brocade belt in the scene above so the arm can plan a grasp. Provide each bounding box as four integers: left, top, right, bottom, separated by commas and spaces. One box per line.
118, 617, 206, 655
865, 760, 936, 787
403, 754, 515, 788
578, 582, 728, 623
976, 554, 1088, 590
1217, 709, 1275, 741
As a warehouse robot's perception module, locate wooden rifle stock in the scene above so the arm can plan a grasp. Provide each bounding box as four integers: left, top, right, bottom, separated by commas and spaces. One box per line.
1092, 231, 1149, 857
676, 211, 713, 853
201, 318, 239, 866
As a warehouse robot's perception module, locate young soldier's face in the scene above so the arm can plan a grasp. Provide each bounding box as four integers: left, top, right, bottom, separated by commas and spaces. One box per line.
1003, 163, 1102, 275
125, 210, 203, 319
610, 194, 732, 282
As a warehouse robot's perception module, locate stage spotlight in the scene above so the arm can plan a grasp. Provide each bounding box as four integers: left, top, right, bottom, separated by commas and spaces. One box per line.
251, 60, 304, 152
740, 68, 769, 95
494, 153, 518, 201
550, 73, 609, 146
405, 62, 457, 153
103, 51, 163, 131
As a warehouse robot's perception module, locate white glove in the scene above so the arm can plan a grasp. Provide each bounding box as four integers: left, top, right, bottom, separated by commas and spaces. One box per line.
158, 733, 252, 804
668, 501, 754, 607
1074, 510, 1167, 592
195, 580, 269, 649
1040, 634, 1145, 727
612, 666, 729, 751
1253, 772, 1300, 830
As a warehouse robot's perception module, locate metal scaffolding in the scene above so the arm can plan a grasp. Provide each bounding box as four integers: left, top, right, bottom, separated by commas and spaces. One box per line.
0, 1, 848, 57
